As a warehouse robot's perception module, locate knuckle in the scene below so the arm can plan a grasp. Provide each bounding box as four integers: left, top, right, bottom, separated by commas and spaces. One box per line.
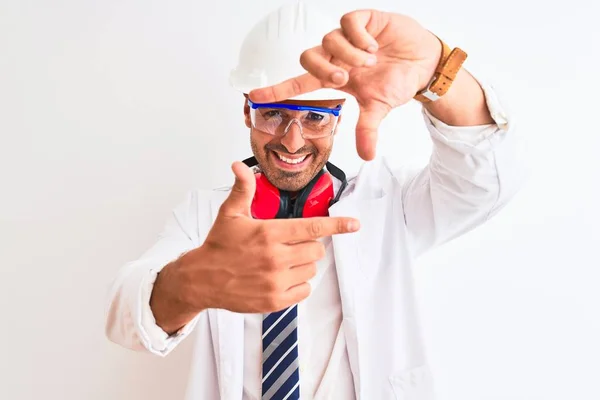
349, 51, 365, 65
316, 243, 326, 259
291, 78, 303, 96
263, 296, 280, 311
307, 262, 318, 278
322, 32, 335, 48
268, 86, 279, 102
264, 293, 286, 312
299, 50, 311, 69
216, 204, 234, 219
340, 13, 353, 28
309, 220, 323, 238
230, 183, 245, 195
287, 223, 299, 239
307, 242, 325, 260
201, 237, 220, 252
263, 255, 280, 271
258, 246, 278, 268
338, 218, 346, 234
263, 274, 282, 292
296, 283, 312, 301
256, 225, 273, 244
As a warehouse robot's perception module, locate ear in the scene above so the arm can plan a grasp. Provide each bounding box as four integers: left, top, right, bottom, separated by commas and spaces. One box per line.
243, 95, 251, 129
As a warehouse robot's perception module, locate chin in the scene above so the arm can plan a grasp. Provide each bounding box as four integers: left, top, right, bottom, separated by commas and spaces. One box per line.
257, 150, 328, 191
270, 174, 312, 192
263, 167, 315, 192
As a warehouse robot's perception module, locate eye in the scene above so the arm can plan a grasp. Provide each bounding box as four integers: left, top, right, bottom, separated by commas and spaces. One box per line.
262, 110, 282, 119
306, 112, 325, 122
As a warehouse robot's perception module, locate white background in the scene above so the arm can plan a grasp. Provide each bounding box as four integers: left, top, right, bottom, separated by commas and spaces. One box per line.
1, 0, 599, 399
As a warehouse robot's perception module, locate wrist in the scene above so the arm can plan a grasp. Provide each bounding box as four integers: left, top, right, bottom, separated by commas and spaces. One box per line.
173, 247, 214, 313
423, 68, 493, 126
150, 253, 205, 335
416, 31, 443, 93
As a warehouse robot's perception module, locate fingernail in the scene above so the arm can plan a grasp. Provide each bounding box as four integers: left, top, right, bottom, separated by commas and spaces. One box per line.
365, 55, 377, 67
367, 43, 378, 53
331, 71, 346, 85
348, 220, 360, 232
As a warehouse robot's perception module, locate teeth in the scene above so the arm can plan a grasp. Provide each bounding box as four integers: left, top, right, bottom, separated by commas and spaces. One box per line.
277, 153, 308, 165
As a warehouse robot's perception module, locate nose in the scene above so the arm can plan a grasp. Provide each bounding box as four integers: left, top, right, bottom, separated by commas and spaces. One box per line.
280, 119, 306, 154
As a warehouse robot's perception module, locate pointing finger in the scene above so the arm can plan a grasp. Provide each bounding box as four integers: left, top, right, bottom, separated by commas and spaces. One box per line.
248, 71, 324, 104
268, 216, 360, 243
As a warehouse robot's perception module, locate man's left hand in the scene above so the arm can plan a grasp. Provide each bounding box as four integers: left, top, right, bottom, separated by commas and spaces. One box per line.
249, 10, 441, 161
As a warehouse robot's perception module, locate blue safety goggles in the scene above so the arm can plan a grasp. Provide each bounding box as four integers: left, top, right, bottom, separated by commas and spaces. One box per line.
248, 100, 342, 116
248, 100, 342, 139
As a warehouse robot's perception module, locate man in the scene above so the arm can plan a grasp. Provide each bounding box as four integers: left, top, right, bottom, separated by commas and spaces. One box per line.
106, 3, 522, 399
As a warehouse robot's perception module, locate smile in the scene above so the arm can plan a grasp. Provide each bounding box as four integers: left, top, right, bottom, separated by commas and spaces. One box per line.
271, 151, 312, 170
276, 153, 308, 164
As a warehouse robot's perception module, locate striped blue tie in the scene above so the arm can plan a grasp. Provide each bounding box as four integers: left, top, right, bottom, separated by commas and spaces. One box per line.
261, 306, 300, 400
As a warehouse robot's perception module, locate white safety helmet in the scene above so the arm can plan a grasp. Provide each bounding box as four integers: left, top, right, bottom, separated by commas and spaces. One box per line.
229, 1, 348, 101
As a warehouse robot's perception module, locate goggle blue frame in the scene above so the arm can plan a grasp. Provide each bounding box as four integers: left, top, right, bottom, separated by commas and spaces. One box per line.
248, 99, 342, 117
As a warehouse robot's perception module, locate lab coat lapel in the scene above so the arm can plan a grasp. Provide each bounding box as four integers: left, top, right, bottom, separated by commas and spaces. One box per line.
207, 310, 244, 400
329, 197, 363, 399
209, 191, 245, 400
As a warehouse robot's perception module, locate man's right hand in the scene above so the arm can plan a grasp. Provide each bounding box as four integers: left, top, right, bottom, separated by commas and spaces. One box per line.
151, 162, 360, 333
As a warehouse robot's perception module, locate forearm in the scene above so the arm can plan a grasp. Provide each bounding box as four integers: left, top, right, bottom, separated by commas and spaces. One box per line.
403, 74, 520, 256
423, 68, 494, 127
150, 253, 205, 336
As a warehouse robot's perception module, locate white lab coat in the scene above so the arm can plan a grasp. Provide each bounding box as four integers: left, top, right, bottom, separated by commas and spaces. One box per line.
105, 81, 523, 400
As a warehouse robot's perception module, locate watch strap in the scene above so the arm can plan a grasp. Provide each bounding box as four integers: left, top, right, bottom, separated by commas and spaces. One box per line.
414, 38, 468, 103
